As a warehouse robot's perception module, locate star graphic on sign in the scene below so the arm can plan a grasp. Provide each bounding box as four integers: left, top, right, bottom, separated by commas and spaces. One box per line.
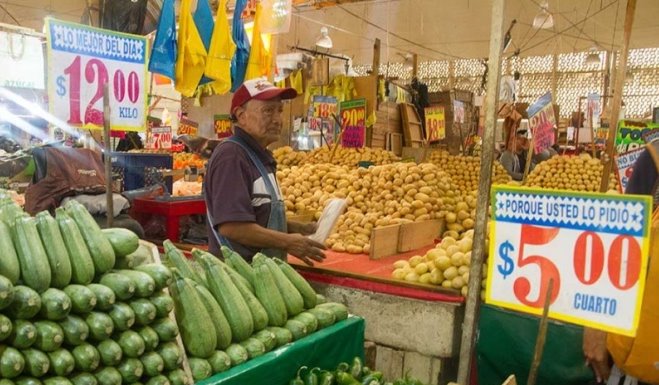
631, 212, 639, 222
497, 201, 505, 212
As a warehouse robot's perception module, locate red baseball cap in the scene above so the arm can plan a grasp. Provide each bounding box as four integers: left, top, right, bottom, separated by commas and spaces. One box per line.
230, 78, 297, 115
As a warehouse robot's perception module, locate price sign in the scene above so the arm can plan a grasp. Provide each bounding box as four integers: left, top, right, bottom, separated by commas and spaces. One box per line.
643, 128, 659, 144
147, 126, 172, 149
616, 120, 659, 153
340, 99, 366, 148
527, 92, 556, 153
424, 107, 445, 142
487, 185, 651, 336
46, 18, 147, 131
214, 115, 232, 139
312, 95, 338, 119
614, 148, 645, 193
453, 101, 464, 124
177, 118, 198, 136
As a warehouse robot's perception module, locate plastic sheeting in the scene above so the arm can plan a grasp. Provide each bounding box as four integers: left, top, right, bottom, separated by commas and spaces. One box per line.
101, 0, 148, 34
197, 316, 365, 385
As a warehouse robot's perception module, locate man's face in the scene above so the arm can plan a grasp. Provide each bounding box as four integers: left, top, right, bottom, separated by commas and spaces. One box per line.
235, 98, 284, 147
516, 134, 529, 151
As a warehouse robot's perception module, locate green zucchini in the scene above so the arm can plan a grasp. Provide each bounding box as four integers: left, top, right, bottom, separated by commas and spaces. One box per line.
274, 259, 318, 309
35, 211, 72, 288
225, 344, 248, 367
189, 279, 232, 349
55, 208, 95, 285
39, 288, 72, 321
129, 298, 157, 326
94, 367, 122, 385
85, 312, 114, 341
8, 320, 37, 349
47, 348, 74, 376
253, 329, 277, 352
293, 311, 318, 333
0, 275, 14, 310
117, 270, 155, 298
108, 302, 136, 331
70, 373, 97, 385
200, 260, 253, 342
150, 292, 174, 318
221, 246, 256, 287
228, 266, 268, 332
140, 351, 164, 376
117, 358, 144, 383
113, 255, 139, 270
315, 294, 327, 305
145, 375, 170, 385
150, 318, 179, 342
100, 228, 139, 257
263, 257, 304, 317
99, 273, 135, 301
157, 342, 182, 371
1, 346, 25, 378
6, 286, 41, 320
265, 326, 293, 347
0, 221, 20, 283
137, 326, 159, 352
193, 249, 253, 293
170, 276, 216, 358
20, 349, 49, 377
43, 378, 72, 385
33, 321, 64, 352
253, 264, 287, 327
116, 330, 146, 358
0, 314, 12, 341
207, 350, 231, 374
135, 264, 173, 291
86, 284, 116, 311
63, 285, 97, 314
58, 315, 89, 346
284, 319, 308, 341
64, 200, 115, 274
97, 339, 122, 366
15, 377, 42, 385
14, 216, 51, 293
188, 358, 212, 381
72, 343, 100, 372
307, 307, 336, 329
125, 244, 153, 267
163, 240, 205, 285
239, 337, 266, 359
0, 380, 14, 385
167, 369, 189, 385
317, 302, 349, 321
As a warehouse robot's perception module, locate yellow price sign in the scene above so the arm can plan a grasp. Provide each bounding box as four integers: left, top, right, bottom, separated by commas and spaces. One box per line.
424, 107, 445, 142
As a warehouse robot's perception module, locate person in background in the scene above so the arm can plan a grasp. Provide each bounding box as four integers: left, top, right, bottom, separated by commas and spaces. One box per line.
204, 78, 326, 266
499, 128, 530, 181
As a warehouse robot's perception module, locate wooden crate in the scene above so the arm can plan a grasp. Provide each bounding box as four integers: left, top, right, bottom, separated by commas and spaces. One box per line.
369, 219, 445, 260
400, 103, 424, 147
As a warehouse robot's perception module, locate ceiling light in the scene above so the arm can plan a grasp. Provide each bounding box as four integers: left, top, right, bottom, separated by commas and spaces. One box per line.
315, 27, 332, 49
532, 1, 554, 29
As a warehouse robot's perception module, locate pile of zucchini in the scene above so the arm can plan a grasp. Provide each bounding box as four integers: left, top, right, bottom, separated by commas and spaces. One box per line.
0, 198, 189, 385
165, 242, 350, 381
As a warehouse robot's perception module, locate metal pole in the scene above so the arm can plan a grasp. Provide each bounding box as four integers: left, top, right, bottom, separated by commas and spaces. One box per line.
600, 0, 637, 192
526, 279, 555, 385
103, 83, 114, 228
456, 0, 506, 382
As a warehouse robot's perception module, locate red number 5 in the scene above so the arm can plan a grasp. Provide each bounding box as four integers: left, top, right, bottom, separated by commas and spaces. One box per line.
513, 225, 561, 308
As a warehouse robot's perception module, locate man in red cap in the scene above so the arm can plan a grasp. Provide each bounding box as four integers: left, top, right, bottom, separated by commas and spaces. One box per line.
204, 78, 326, 265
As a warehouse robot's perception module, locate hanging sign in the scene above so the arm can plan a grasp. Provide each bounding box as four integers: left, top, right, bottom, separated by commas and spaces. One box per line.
146, 126, 172, 149
615, 120, 659, 153
177, 118, 198, 136
614, 148, 645, 193
45, 18, 148, 131
0, 31, 45, 89
312, 95, 338, 119
526, 92, 556, 153
487, 185, 651, 336
643, 128, 659, 144
214, 114, 232, 139
425, 106, 445, 142
340, 98, 366, 148
453, 101, 465, 124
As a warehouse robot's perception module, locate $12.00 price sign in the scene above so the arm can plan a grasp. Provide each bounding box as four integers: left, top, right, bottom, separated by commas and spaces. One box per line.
46, 18, 148, 131
487, 186, 651, 336
340, 99, 366, 148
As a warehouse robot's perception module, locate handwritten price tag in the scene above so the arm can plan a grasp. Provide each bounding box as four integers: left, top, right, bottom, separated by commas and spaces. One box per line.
487, 186, 651, 336
424, 107, 445, 142
178, 118, 198, 136
312, 95, 338, 119
527, 92, 556, 153
147, 126, 172, 149
214, 114, 232, 139
46, 18, 147, 131
340, 98, 366, 148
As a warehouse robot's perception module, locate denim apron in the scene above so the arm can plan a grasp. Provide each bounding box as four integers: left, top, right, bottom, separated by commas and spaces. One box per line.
207, 136, 288, 260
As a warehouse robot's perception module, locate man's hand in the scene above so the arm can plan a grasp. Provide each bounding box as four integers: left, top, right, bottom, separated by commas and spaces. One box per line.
285, 233, 326, 266
288, 221, 317, 236
583, 327, 610, 383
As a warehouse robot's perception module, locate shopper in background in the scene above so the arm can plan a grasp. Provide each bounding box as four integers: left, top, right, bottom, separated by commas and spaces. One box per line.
204, 78, 326, 266
499, 128, 531, 181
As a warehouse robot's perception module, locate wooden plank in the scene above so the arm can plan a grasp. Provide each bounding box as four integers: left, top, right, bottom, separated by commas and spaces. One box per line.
390, 133, 403, 156
398, 220, 443, 252
369, 224, 400, 260
502, 375, 517, 385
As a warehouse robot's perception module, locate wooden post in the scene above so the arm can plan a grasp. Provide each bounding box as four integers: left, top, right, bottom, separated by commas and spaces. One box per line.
412, 53, 418, 78
600, 0, 637, 192
588, 101, 596, 157
448, 60, 455, 89
523, 136, 535, 182
103, 83, 114, 228
551, 54, 558, 98
456, 0, 506, 383
527, 279, 555, 385
372, 38, 381, 78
